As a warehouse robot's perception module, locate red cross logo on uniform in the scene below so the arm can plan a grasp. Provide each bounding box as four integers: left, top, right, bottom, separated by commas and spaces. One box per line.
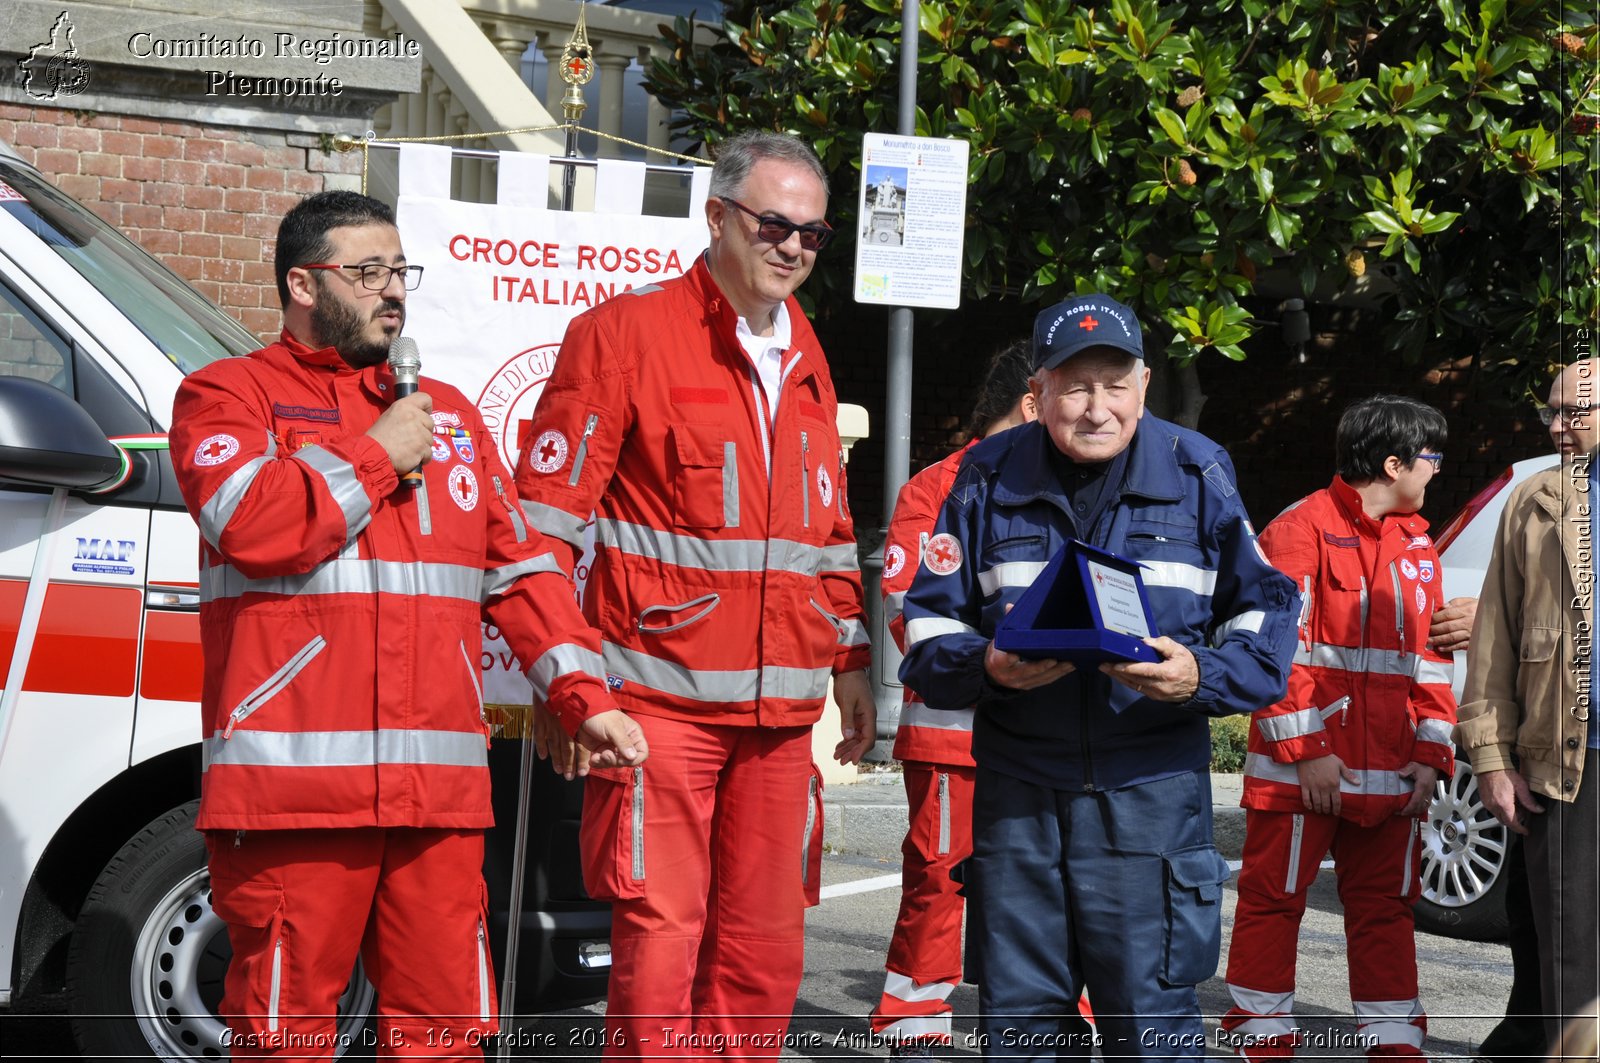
530, 429, 569, 474
193, 433, 239, 466
925, 533, 963, 575
1079, 315, 1099, 331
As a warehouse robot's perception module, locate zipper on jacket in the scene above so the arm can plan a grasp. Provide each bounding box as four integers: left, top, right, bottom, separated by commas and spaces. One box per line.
837, 446, 848, 520
1358, 575, 1370, 673
749, 366, 773, 475
493, 475, 527, 543
802, 773, 819, 883
476, 918, 492, 1023
631, 766, 646, 881
937, 772, 951, 855
415, 477, 433, 536
800, 430, 812, 528
268, 937, 283, 1033
1299, 576, 1313, 647
224, 635, 327, 738
459, 640, 489, 745
1320, 694, 1352, 727
568, 413, 599, 488
1391, 562, 1406, 661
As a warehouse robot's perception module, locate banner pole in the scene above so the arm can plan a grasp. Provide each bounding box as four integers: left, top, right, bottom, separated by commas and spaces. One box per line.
498, 17, 593, 1059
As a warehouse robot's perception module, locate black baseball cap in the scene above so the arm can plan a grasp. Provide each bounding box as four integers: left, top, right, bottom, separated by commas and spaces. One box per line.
1032, 295, 1144, 372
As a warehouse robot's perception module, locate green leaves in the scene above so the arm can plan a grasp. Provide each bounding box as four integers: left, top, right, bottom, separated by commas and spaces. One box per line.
643, 0, 1594, 387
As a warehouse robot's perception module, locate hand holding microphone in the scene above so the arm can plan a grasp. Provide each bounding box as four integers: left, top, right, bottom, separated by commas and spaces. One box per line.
367, 337, 433, 483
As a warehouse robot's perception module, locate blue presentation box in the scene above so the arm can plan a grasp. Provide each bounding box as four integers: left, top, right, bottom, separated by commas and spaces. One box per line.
992, 538, 1160, 664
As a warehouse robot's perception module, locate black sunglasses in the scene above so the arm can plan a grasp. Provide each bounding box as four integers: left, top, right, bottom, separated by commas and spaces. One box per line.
720, 197, 834, 252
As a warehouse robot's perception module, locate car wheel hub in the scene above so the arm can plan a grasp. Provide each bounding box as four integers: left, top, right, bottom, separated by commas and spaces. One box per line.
130, 867, 374, 1059
1418, 762, 1509, 910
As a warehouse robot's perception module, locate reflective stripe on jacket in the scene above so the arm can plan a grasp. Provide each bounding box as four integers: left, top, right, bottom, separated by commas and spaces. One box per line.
899, 416, 1299, 790
884, 442, 976, 766
171, 333, 612, 830
1243, 478, 1456, 822
513, 257, 870, 729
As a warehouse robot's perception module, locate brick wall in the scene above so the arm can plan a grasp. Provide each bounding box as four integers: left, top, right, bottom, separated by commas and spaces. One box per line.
1, 103, 363, 342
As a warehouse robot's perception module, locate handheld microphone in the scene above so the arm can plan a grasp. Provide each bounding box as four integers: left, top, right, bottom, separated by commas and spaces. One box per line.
387, 337, 424, 489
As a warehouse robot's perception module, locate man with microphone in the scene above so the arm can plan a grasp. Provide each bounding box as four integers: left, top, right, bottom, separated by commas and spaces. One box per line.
169, 190, 646, 1058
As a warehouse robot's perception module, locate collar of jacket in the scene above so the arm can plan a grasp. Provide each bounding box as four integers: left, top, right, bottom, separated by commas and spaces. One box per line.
1327, 474, 1428, 539
991, 416, 1186, 510
685, 253, 824, 389
261, 329, 392, 402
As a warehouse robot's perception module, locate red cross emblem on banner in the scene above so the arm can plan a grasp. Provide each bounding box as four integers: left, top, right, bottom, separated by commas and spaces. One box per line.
1078, 314, 1099, 331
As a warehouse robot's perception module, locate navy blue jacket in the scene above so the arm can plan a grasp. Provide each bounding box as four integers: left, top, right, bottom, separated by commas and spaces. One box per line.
898, 416, 1299, 790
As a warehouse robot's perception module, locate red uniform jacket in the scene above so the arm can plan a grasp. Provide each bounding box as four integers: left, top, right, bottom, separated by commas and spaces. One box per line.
883, 442, 976, 766
514, 257, 870, 730
1243, 477, 1456, 822
171, 333, 610, 830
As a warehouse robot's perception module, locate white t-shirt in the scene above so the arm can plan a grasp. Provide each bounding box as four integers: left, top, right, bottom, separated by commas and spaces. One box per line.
734, 301, 791, 421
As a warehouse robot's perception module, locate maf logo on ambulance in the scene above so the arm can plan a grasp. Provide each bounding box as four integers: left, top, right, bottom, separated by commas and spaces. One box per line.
73, 537, 137, 576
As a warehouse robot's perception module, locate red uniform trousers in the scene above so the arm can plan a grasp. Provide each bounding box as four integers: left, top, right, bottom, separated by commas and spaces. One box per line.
205, 827, 496, 1060
870, 762, 975, 1044
580, 715, 819, 1060
1223, 809, 1426, 1059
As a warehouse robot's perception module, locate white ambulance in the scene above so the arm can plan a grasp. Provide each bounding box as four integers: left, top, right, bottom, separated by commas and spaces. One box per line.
0, 143, 607, 1058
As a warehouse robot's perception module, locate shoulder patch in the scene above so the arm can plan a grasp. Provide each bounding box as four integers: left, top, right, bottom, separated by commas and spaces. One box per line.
884, 543, 907, 579
924, 533, 963, 576
950, 464, 986, 507
1202, 462, 1236, 498
194, 433, 239, 467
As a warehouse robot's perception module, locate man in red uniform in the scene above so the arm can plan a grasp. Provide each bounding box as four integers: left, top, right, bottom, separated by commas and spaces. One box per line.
169, 191, 646, 1059
1222, 394, 1456, 1059
512, 132, 874, 1058
869, 341, 1035, 1052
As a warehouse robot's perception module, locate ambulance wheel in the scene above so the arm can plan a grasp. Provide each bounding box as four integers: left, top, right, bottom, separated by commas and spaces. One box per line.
1414, 759, 1511, 942
66, 800, 376, 1059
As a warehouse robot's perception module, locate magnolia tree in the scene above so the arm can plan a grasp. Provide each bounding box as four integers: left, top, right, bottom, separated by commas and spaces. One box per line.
646, 0, 1596, 422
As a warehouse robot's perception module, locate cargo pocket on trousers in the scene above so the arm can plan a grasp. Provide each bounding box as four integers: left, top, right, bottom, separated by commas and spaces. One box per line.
474, 879, 500, 1032
209, 876, 287, 1033
1160, 845, 1230, 988
803, 762, 824, 907
579, 765, 646, 900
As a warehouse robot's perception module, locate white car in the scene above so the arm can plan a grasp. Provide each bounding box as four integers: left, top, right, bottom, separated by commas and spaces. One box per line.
0, 142, 608, 1059
1413, 455, 1558, 940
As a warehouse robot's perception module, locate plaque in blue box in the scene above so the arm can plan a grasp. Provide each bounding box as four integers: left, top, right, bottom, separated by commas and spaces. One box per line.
992, 539, 1159, 663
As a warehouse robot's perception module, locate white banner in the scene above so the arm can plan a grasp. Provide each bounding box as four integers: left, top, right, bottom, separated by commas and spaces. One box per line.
395, 146, 709, 707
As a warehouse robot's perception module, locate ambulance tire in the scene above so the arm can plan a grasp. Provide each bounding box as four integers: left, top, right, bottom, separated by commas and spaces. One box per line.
66, 800, 376, 1060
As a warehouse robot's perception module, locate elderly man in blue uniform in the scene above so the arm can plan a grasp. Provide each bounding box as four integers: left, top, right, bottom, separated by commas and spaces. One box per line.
900, 295, 1299, 1060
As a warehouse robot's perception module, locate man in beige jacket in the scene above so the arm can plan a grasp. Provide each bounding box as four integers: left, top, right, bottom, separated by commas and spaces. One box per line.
1458, 357, 1598, 1049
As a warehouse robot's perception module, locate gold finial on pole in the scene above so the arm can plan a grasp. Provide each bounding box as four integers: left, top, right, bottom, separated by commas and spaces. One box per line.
555, 2, 593, 210
558, 1, 594, 125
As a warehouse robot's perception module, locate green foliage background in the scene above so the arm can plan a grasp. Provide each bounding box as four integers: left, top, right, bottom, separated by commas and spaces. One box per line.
646, 0, 1597, 396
